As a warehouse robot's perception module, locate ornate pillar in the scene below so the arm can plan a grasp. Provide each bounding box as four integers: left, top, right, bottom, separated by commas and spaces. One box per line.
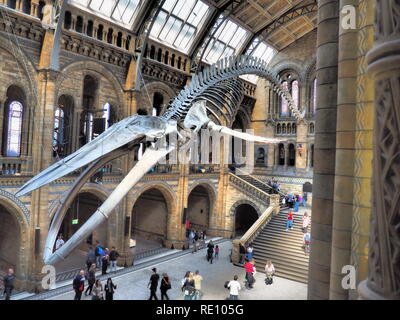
349, 0, 375, 299
329, 0, 359, 300
308, 0, 339, 300
358, 0, 400, 300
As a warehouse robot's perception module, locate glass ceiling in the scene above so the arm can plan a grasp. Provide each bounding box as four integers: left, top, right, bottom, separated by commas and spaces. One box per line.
202, 16, 250, 65
150, 0, 210, 54
70, 0, 143, 27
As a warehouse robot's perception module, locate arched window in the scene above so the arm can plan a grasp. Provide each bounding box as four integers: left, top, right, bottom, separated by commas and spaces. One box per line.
164, 51, 169, 65
288, 144, 296, 166
8, 0, 17, 10
76, 16, 83, 33
81, 75, 98, 146
309, 123, 315, 134
292, 123, 296, 134
292, 80, 299, 110
22, 0, 31, 14
311, 144, 314, 167
126, 35, 131, 50
150, 46, 155, 59
53, 107, 64, 158
280, 81, 288, 117
4, 101, 23, 157
86, 20, 94, 37
117, 32, 123, 47
37, 1, 45, 19
171, 54, 175, 67
97, 25, 104, 41
287, 123, 292, 134
277, 124, 281, 134
157, 48, 162, 62
64, 11, 72, 29
107, 28, 113, 44
278, 144, 285, 165
282, 123, 287, 134
152, 92, 164, 116
312, 78, 317, 115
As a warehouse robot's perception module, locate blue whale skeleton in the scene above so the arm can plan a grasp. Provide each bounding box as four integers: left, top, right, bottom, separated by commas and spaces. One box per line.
16, 55, 303, 265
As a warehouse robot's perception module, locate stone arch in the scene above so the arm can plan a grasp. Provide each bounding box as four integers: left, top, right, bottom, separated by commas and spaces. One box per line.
273, 63, 303, 81
130, 182, 176, 246
137, 81, 176, 116
0, 193, 30, 289
229, 199, 262, 217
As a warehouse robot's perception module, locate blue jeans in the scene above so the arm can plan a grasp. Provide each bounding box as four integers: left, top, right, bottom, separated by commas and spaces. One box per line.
110, 260, 117, 272
96, 256, 102, 268
294, 201, 300, 212
286, 220, 293, 230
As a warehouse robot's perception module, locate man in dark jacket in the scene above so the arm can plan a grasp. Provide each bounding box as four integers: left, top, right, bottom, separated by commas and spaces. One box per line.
86, 246, 96, 271
148, 268, 160, 300
109, 247, 120, 273
72, 269, 85, 300
3, 268, 16, 300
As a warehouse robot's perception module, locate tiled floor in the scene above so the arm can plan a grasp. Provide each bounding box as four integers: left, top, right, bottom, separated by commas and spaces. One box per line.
49, 240, 307, 300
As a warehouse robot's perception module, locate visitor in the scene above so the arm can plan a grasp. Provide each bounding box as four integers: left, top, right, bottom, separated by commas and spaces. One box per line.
246, 244, 254, 261
55, 234, 64, 251
227, 275, 241, 300
101, 248, 109, 275
285, 211, 294, 231
214, 245, 220, 259
294, 194, 301, 212
302, 212, 311, 233
265, 260, 275, 285
3, 268, 15, 300
160, 273, 171, 300
148, 267, 160, 300
304, 232, 311, 255
182, 272, 196, 300
193, 270, 203, 300
104, 278, 117, 300
72, 269, 85, 300
86, 246, 96, 271
239, 243, 246, 264
95, 240, 104, 268
84, 263, 96, 296
92, 279, 104, 300
302, 192, 308, 207
181, 271, 190, 292
244, 259, 256, 289
109, 246, 120, 273
203, 230, 207, 240
207, 240, 214, 264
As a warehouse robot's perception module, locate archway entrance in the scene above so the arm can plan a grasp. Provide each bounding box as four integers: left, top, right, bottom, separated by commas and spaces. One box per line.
131, 188, 168, 252
55, 192, 107, 273
234, 204, 259, 237
0, 204, 21, 283
187, 185, 211, 234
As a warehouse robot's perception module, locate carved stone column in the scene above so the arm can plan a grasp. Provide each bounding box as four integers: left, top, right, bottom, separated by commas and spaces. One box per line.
308, 0, 339, 300
358, 0, 400, 300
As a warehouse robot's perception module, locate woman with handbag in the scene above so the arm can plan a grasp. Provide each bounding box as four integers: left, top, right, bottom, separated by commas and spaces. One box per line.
92, 279, 104, 300
183, 272, 196, 300
160, 273, 171, 300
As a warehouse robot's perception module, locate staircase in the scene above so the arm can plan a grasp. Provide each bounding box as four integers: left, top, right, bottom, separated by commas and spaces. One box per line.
251, 209, 310, 283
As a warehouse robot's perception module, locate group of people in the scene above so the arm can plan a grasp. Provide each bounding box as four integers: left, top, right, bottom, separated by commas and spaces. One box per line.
73, 269, 117, 300
283, 192, 308, 211
148, 268, 173, 300
85, 241, 120, 275
267, 177, 281, 194
285, 210, 312, 255
206, 240, 220, 264
188, 228, 207, 253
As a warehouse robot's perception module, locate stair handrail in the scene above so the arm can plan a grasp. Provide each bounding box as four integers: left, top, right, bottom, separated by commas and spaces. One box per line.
235, 167, 287, 197
231, 202, 280, 265
228, 173, 272, 204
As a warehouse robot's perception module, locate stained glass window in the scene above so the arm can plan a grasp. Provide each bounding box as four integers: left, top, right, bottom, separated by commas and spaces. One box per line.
280, 81, 288, 117
151, 0, 210, 53
6, 101, 23, 157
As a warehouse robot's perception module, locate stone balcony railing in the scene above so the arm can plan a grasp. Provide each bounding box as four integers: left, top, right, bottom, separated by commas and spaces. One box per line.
231, 202, 280, 265
229, 173, 272, 204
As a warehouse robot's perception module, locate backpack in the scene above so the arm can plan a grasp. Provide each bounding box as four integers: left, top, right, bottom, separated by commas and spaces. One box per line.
97, 246, 104, 256
224, 281, 230, 289
265, 276, 273, 285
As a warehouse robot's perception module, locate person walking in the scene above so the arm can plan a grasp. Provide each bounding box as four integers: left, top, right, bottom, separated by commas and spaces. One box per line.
303, 232, 311, 255
86, 246, 96, 271
3, 268, 15, 300
193, 270, 203, 300
302, 212, 311, 233
265, 261, 275, 285
104, 278, 117, 300
246, 244, 254, 261
207, 240, 214, 264
302, 192, 308, 207
95, 240, 104, 268
55, 234, 64, 251
160, 273, 171, 300
91, 279, 104, 300
72, 269, 85, 300
148, 268, 160, 300
182, 272, 196, 300
227, 275, 241, 300
294, 194, 300, 212
214, 245, 220, 259
84, 263, 96, 296
244, 259, 256, 289
101, 248, 109, 275
109, 246, 120, 273
285, 211, 294, 231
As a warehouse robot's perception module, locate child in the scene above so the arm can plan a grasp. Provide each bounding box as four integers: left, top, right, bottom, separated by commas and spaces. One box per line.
304, 232, 311, 254
214, 245, 220, 259
285, 211, 294, 231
